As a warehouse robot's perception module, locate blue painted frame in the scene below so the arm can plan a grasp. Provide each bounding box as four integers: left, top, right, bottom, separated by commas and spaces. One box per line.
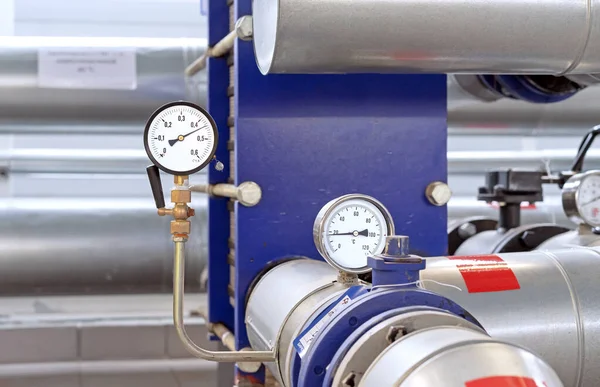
208, 0, 448, 384
207, 0, 233, 329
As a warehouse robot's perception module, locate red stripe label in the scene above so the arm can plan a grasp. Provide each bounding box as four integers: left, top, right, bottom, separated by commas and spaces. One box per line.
466, 376, 547, 387
448, 255, 520, 293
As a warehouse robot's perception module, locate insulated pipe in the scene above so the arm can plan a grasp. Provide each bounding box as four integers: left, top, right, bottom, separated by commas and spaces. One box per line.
252, 0, 600, 75
0, 36, 206, 123
360, 326, 563, 387
245, 259, 563, 387
245, 259, 346, 385
420, 247, 600, 387
0, 198, 206, 295
448, 197, 572, 229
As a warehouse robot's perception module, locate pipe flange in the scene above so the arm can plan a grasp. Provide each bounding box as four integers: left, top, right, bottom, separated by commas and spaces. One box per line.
329, 307, 483, 387
294, 288, 482, 386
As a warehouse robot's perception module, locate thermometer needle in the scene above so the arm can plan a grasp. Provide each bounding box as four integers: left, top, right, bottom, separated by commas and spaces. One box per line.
331, 229, 369, 237
168, 125, 207, 146
581, 195, 600, 206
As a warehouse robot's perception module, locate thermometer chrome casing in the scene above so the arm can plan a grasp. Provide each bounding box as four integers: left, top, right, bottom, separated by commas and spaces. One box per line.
562, 170, 600, 228
313, 194, 395, 274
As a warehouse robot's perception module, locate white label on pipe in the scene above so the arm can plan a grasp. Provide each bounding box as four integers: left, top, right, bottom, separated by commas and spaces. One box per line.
38, 48, 137, 90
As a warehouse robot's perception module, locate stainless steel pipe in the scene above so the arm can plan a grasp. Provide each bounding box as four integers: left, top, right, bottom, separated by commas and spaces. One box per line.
360, 326, 563, 387
448, 197, 573, 228
0, 36, 206, 123
421, 247, 600, 387
0, 198, 206, 295
4, 148, 598, 175
252, 0, 600, 75
245, 259, 346, 385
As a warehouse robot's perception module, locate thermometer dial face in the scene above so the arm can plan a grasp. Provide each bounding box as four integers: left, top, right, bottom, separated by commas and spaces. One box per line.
144, 101, 218, 175
314, 194, 395, 273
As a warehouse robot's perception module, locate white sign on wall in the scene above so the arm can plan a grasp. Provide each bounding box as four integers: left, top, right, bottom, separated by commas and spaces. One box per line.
38, 48, 137, 90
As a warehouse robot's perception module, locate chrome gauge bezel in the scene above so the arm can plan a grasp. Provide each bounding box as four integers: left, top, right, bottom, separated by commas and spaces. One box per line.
143, 101, 219, 176
313, 194, 395, 274
562, 170, 600, 228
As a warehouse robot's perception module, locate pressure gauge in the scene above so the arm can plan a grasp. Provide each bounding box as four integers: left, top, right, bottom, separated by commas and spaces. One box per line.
144, 101, 218, 176
313, 194, 395, 273
562, 171, 600, 227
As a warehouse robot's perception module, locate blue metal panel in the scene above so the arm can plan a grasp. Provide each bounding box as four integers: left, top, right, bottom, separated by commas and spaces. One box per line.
206, 0, 233, 328
233, 28, 447, 358
203, 3, 447, 384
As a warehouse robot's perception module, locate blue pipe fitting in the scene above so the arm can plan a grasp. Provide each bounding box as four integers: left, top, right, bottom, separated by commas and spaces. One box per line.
477, 75, 579, 104
368, 236, 426, 286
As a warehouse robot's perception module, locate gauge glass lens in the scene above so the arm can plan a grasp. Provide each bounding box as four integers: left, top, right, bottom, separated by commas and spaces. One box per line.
576, 174, 600, 227
145, 103, 216, 174
321, 198, 390, 270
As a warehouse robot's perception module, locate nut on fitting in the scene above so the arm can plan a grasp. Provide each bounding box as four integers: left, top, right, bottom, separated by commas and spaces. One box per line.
171, 220, 191, 235
172, 190, 192, 204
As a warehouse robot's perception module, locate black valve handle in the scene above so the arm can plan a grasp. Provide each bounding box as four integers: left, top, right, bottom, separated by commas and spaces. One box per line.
146, 165, 166, 209
571, 125, 600, 173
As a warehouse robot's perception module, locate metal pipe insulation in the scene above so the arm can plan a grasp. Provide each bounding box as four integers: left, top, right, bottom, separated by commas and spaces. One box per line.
420, 247, 600, 387
0, 36, 206, 123
0, 198, 206, 295
245, 259, 563, 386
448, 197, 573, 229
245, 259, 347, 385
360, 326, 563, 387
5, 148, 599, 175
252, 0, 600, 75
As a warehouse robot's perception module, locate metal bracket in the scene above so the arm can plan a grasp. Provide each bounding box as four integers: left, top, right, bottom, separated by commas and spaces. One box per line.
184, 16, 253, 77
190, 181, 262, 207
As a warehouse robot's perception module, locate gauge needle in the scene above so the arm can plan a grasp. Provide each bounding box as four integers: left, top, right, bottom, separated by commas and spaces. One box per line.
581, 196, 600, 206
168, 125, 207, 146
331, 229, 369, 237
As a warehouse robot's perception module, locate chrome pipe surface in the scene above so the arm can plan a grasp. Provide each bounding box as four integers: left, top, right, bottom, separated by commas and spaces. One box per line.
0, 198, 206, 295
253, 0, 600, 74
0, 36, 206, 123
420, 247, 600, 387
448, 197, 573, 229
360, 326, 563, 387
245, 259, 344, 384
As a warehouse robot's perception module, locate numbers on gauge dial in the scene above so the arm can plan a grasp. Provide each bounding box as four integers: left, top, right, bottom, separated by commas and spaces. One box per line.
146, 104, 216, 174
322, 199, 389, 270
577, 174, 600, 226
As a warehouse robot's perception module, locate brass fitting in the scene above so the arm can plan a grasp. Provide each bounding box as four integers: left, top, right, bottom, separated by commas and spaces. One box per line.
173, 203, 190, 220
171, 220, 191, 235
171, 190, 192, 204
154, 175, 195, 237
174, 175, 189, 187
158, 208, 174, 217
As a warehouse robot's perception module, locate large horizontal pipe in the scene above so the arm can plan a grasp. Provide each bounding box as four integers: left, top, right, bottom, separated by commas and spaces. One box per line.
0, 36, 206, 123
0, 198, 206, 295
4, 148, 598, 174
448, 196, 572, 229
421, 247, 600, 387
252, 0, 600, 75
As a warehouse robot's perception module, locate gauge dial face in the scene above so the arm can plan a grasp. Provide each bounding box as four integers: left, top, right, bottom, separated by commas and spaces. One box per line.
144, 101, 218, 175
576, 173, 600, 227
314, 195, 395, 273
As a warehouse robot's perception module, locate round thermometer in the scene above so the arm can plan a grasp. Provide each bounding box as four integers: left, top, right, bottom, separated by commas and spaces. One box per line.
144, 101, 218, 176
313, 194, 395, 274
563, 170, 600, 228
